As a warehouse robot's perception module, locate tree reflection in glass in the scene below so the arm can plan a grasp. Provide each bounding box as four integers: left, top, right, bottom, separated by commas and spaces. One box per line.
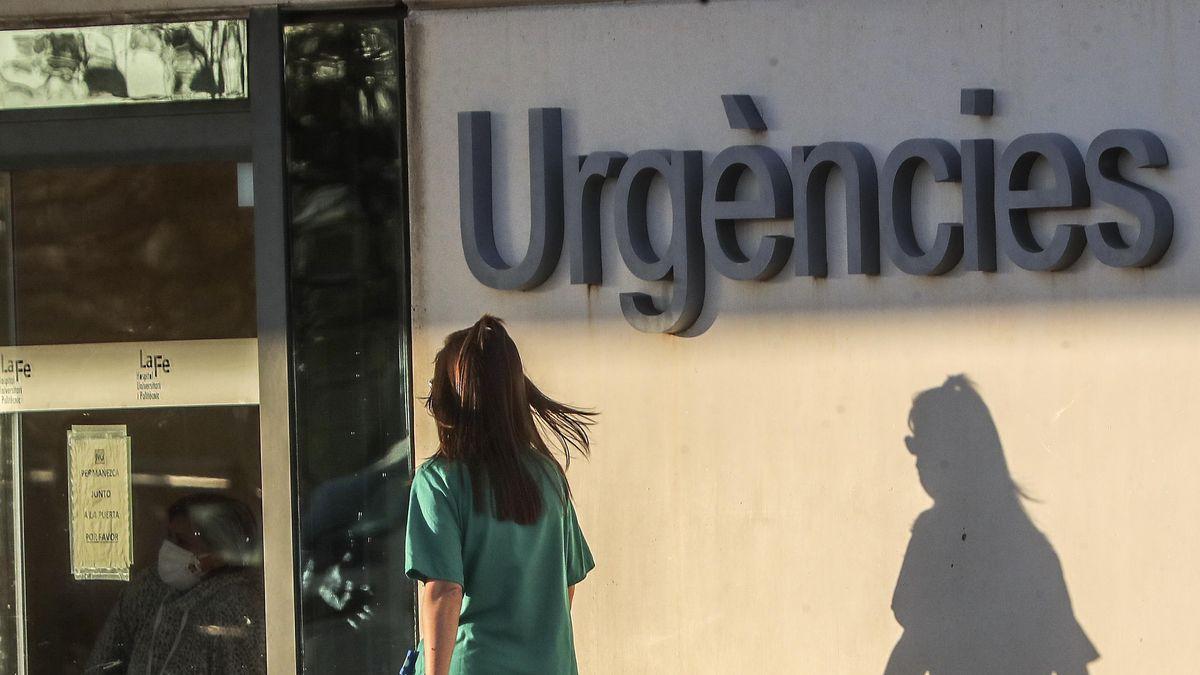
0, 21, 247, 110
283, 17, 415, 674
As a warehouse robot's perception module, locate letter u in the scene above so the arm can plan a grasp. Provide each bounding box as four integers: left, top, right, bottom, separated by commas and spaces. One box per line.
458, 108, 565, 290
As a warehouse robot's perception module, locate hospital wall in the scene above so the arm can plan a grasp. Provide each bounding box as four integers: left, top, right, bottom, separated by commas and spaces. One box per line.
405, 1, 1200, 672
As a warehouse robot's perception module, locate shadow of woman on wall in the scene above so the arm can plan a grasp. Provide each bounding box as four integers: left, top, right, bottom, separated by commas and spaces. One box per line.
884, 375, 1099, 675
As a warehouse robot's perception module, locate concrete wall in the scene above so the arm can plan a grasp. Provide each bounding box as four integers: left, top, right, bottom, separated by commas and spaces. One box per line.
406, 0, 1200, 672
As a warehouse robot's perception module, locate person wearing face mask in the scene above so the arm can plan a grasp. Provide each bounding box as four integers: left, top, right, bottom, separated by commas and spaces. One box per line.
86, 494, 266, 674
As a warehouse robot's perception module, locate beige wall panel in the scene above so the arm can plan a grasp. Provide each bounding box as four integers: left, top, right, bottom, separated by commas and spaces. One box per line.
407, 0, 1200, 672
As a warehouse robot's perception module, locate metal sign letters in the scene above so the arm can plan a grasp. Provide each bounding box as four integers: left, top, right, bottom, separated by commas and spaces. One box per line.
458, 90, 1174, 334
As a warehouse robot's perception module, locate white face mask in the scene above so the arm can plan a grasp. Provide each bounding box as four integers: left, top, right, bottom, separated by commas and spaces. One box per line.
157, 540, 204, 591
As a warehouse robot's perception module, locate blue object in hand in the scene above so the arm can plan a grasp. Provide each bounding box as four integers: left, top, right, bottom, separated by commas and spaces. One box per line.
399, 649, 418, 675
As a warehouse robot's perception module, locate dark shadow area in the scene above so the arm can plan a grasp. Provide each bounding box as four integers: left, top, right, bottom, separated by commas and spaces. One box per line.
885, 375, 1098, 675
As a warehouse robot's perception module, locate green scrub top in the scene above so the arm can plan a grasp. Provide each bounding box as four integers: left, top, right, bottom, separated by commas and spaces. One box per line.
405, 455, 594, 675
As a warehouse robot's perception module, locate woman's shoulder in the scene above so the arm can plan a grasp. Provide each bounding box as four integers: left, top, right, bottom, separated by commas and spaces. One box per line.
416, 454, 454, 475
414, 455, 469, 493
415, 451, 566, 500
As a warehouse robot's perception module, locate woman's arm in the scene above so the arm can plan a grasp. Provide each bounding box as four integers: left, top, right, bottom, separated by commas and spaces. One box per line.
568, 585, 575, 608
420, 580, 464, 675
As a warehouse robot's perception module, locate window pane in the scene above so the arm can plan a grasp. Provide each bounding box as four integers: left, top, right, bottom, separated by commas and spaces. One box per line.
21, 407, 263, 675
283, 17, 416, 673
0, 161, 265, 675
0, 21, 248, 111
12, 163, 256, 345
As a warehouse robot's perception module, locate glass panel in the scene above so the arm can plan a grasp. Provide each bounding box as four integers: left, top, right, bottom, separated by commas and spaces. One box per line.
0, 161, 265, 675
0, 20, 247, 111
0, 175, 20, 674
0, 413, 17, 675
21, 407, 262, 674
12, 163, 256, 344
283, 18, 415, 674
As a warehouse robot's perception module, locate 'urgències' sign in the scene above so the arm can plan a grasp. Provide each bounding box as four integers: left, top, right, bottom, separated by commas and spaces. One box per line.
457, 90, 1172, 334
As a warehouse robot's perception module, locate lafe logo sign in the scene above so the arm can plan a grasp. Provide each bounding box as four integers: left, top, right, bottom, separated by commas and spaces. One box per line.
137, 349, 171, 401
0, 352, 31, 407
458, 90, 1173, 334
0, 353, 32, 382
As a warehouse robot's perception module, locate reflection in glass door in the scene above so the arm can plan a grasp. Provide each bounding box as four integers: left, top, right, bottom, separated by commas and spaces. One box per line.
282, 15, 416, 673
0, 161, 266, 674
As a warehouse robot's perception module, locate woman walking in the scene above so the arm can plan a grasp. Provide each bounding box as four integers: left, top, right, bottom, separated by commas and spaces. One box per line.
405, 315, 595, 675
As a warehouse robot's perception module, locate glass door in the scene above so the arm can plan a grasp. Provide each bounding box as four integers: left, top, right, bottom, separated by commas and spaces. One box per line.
281, 14, 417, 673
0, 160, 266, 675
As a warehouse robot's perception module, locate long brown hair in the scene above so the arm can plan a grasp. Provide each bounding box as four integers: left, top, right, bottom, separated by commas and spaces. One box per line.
426, 315, 594, 524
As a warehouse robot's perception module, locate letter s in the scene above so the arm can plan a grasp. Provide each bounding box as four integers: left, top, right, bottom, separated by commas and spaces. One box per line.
1085, 129, 1173, 268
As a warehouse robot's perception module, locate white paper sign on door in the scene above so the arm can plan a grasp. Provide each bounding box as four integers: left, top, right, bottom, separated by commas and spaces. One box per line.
67, 425, 133, 581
